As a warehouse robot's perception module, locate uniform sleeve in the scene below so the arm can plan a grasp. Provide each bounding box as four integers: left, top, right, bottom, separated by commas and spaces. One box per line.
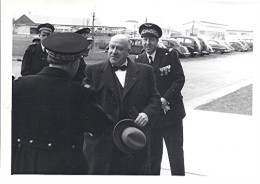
141, 66, 161, 122
163, 50, 185, 103
77, 87, 113, 135
21, 46, 34, 76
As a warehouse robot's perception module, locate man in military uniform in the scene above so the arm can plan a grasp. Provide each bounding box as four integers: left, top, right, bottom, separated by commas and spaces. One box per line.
21, 23, 55, 76
135, 23, 186, 175
12, 32, 112, 174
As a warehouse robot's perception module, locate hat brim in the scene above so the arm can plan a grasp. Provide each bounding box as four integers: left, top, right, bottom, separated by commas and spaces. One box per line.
113, 119, 148, 154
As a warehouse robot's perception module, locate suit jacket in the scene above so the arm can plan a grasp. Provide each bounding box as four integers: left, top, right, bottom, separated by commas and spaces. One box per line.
82, 58, 161, 174
135, 47, 186, 128
12, 67, 112, 174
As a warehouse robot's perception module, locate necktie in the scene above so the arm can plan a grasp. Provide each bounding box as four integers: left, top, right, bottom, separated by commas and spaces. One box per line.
112, 65, 127, 71
148, 56, 153, 64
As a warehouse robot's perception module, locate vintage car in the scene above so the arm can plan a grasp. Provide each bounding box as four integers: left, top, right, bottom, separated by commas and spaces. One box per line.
238, 40, 251, 51
229, 41, 247, 52
241, 39, 253, 50
207, 40, 231, 54
160, 38, 190, 58
129, 38, 144, 55
221, 41, 235, 52
197, 37, 213, 56
171, 36, 202, 57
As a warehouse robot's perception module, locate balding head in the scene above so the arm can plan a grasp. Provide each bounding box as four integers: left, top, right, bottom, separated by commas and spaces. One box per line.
110, 34, 131, 49
108, 34, 131, 67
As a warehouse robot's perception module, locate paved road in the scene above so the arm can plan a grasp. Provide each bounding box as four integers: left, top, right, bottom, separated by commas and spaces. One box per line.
13, 52, 253, 109
180, 52, 253, 109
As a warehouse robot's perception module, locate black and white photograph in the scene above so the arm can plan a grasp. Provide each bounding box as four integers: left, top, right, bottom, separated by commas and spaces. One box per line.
1, 0, 260, 183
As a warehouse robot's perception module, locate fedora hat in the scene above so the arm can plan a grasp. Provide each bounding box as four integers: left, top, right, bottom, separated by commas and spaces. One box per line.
113, 119, 148, 154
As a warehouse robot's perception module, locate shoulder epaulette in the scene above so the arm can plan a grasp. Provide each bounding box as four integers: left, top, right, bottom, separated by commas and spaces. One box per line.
26, 43, 37, 52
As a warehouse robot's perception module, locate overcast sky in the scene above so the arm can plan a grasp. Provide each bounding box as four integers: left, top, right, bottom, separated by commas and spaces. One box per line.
6, 0, 260, 30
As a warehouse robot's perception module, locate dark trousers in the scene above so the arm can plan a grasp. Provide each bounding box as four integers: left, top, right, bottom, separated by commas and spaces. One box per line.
108, 145, 149, 175
148, 121, 185, 175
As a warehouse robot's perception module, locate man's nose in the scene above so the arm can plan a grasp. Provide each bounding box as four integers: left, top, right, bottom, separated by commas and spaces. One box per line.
111, 47, 118, 54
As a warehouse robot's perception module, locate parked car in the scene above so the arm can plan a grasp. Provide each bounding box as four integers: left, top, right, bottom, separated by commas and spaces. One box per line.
160, 38, 190, 58
128, 38, 143, 55
242, 38, 253, 50
207, 40, 231, 54
171, 36, 202, 57
229, 41, 247, 52
197, 37, 212, 56
238, 40, 250, 51
221, 41, 235, 52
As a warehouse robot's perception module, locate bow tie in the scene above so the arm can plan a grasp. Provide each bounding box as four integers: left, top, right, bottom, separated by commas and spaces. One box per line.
112, 65, 127, 71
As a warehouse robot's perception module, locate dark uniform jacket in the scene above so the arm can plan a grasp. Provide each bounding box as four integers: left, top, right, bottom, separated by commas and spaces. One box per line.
21, 43, 48, 76
12, 67, 112, 174
135, 47, 186, 128
82, 58, 161, 173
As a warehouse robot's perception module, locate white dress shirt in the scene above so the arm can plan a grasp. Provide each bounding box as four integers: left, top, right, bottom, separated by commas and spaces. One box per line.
114, 60, 128, 87
146, 50, 156, 64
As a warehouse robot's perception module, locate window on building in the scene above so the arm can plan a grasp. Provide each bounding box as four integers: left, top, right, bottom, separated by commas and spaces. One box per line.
199, 30, 205, 35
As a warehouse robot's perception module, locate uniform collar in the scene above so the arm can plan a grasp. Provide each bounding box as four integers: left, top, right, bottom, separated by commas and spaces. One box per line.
146, 49, 157, 60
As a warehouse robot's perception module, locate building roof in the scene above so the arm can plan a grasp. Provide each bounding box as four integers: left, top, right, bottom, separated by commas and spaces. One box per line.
14, 14, 88, 26
14, 14, 126, 29
183, 20, 228, 29
14, 14, 36, 26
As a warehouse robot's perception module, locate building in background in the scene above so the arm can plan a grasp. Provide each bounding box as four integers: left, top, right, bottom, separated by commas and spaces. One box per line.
182, 20, 228, 40
13, 14, 126, 35
225, 29, 253, 41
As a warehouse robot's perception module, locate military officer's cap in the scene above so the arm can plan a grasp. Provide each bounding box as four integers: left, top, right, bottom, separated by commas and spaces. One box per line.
75, 27, 91, 35
42, 32, 88, 61
37, 23, 55, 33
139, 23, 162, 38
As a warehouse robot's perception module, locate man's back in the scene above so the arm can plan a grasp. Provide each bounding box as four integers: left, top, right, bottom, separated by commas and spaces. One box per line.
12, 67, 110, 174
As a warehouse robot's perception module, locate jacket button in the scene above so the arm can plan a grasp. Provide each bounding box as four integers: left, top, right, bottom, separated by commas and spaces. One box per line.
17, 138, 21, 142
29, 140, 33, 143
48, 143, 52, 147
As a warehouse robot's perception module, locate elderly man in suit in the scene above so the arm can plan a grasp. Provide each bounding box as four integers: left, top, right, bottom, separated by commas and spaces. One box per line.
12, 32, 112, 174
82, 34, 161, 175
135, 23, 186, 175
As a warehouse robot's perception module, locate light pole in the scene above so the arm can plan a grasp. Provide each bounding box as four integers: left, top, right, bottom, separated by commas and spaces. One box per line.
91, 12, 95, 42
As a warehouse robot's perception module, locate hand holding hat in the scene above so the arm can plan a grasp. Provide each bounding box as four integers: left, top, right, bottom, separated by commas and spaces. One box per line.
113, 119, 149, 154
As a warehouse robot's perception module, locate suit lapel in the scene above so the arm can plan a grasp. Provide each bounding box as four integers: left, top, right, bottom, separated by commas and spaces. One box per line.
123, 58, 139, 99
101, 61, 120, 103
142, 53, 150, 65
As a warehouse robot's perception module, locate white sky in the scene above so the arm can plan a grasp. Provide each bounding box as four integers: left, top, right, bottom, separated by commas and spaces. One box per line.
5, 0, 260, 30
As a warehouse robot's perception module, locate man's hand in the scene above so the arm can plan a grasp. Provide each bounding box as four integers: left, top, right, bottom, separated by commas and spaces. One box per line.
134, 112, 149, 127
161, 97, 170, 114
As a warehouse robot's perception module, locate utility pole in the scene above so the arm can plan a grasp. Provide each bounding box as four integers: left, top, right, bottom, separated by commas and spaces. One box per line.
92, 12, 95, 42
191, 20, 194, 36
